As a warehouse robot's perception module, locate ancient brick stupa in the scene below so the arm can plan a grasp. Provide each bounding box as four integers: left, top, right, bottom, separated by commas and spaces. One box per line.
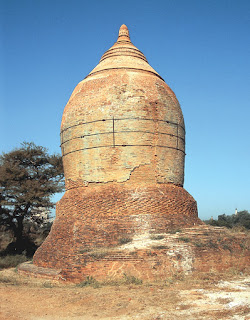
30, 25, 203, 281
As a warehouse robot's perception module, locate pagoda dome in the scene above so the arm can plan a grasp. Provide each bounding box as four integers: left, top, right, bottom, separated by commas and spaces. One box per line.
60, 24, 185, 189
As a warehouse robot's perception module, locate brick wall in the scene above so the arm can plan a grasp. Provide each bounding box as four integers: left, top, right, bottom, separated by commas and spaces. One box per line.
30, 223, 250, 282
33, 183, 202, 275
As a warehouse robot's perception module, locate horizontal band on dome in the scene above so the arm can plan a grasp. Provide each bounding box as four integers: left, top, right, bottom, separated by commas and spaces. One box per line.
60, 129, 185, 147
60, 117, 185, 134
61, 144, 186, 157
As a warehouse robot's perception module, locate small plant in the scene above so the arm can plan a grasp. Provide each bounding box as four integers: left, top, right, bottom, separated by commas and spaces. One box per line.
43, 281, 54, 288
88, 248, 109, 259
123, 273, 142, 285
79, 248, 90, 254
118, 237, 132, 245
150, 234, 165, 240
223, 244, 232, 252
208, 240, 218, 248
194, 242, 204, 247
129, 251, 137, 255
240, 243, 245, 249
165, 272, 185, 286
232, 225, 247, 233
77, 276, 100, 288
0, 254, 29, 269
240, 241, 249, 250
151, 245, 169, 250
0, 276, 13, 284
178, 237, 190, 243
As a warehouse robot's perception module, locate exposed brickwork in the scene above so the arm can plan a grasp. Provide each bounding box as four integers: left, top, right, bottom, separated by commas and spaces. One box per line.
33, 183, 201, 271
21, 226, 249, 282
22, 24, 210, 282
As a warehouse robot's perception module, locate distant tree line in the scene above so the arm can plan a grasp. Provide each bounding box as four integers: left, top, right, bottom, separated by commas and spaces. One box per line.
206, 210, 250, 230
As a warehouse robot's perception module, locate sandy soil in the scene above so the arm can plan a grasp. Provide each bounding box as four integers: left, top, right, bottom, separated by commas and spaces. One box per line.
0, 268, 249, 320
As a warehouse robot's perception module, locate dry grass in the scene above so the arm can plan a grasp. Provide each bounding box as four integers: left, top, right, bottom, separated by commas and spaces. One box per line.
88, 247, 111, 259
0, 267, 249, 320
0, 254, 30, 269
198, 305, 250, 319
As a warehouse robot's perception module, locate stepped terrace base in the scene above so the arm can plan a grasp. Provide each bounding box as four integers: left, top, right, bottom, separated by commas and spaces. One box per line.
29, 183, 203, 281
19, 225, 250, 283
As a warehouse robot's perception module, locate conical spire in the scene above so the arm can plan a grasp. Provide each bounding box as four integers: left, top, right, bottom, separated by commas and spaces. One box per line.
117, 24, 131, 42
87, 25, 162, 79
99, 24, 147, 63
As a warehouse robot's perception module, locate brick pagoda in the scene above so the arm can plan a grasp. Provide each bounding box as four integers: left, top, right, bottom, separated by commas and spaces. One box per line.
26, 25, 204, 281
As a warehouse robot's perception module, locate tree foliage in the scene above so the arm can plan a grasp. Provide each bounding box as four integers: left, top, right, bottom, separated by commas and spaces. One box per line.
0, 142, 64, 254
207, 210, 250, 230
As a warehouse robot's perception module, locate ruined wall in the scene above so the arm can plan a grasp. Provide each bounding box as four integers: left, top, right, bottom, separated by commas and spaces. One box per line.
33, 182, 201, 274
28, 226, 250, 282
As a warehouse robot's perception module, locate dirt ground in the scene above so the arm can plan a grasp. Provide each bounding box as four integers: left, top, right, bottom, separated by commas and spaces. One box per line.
0, 268, 249, 320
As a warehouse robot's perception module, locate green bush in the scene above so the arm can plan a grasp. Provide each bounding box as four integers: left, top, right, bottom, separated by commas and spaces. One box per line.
206, 211, 250, 229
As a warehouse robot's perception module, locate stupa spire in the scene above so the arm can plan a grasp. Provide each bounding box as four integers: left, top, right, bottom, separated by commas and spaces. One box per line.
117, 24, 130, 42
88, 24, 162, 79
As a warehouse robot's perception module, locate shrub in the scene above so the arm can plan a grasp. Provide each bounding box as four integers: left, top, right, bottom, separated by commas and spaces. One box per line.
88, 248, 109, 259
151, 245, 169, 250
150, 235, 165, 240
208, 240, 218, 249
118, 237, 132, 245
77, 276, 100, 288
206, 211, 250, 229
178, 237, 190, 243
123, 273, 142, 285
79, 248, 90, 254
194, 242, 204, 247
223, 244, 232, 252
0, 254, 29, 269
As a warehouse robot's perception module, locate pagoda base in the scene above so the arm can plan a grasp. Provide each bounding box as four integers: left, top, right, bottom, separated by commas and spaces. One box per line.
29, 183, 203, 281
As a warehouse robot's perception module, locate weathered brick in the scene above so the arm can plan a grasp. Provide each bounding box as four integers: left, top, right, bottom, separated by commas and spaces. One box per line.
27, 24, 208, 282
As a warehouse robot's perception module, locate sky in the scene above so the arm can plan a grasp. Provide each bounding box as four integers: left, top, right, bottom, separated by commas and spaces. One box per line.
0, 0, 249, 220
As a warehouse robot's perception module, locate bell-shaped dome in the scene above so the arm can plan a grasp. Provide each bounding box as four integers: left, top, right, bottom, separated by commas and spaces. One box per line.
60, 25, 185, 189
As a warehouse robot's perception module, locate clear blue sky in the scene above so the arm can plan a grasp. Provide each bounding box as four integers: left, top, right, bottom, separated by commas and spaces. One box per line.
1, 0, 249, 220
